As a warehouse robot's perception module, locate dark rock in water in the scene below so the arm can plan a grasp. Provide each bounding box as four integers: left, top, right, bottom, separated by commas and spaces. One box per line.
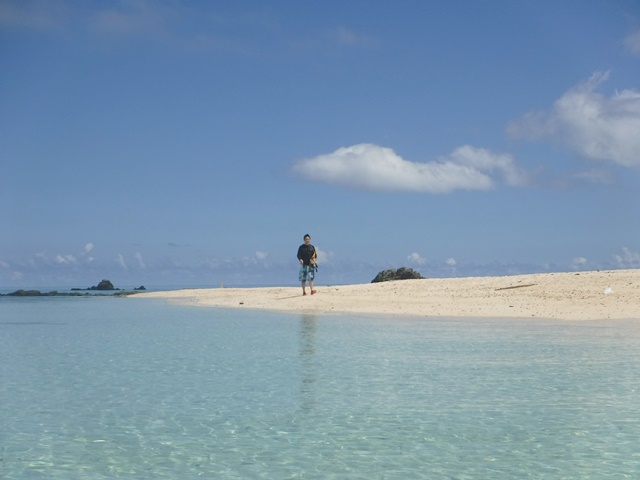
0, 288, 136, 297
371, 267, 424, 283
134, 285, 146, 291
5, 290, 80, 297
7, 289, 43, 296
72, 279, 119, 291
93, 279, 116, 290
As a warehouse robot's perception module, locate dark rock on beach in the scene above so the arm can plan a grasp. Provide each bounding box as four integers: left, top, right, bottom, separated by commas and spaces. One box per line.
134, 285, 146, 291
371, 267, 424, 283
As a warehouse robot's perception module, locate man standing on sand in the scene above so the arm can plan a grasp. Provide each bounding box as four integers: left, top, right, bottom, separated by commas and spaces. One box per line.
297, 234, 317, 296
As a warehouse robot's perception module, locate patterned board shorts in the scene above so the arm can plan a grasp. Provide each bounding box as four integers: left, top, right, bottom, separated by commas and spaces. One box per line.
299, 264, 316, 282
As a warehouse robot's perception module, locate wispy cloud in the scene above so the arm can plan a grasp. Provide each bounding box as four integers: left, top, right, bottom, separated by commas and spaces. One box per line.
612, 247, 640, 268
324, 26, 375, 48
134, 252, 145, 269
624, 30, 640, 56
315, 248, 332, 265
54, 254, 77, 265
572, 257, 588, 269
0, 0, 71, 30
88, 0, 180, 41
508, 72, 640, 168
0, 0, 181, 38
408, 252, 427, 266
292, 144, 527, 193
1, 1, 373, 57
573, 168, 614, 185
32, 253, 49, 266
116, 254, 127, 270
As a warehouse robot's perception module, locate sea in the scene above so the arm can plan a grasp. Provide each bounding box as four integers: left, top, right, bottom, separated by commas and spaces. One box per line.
1, 293, 639, 479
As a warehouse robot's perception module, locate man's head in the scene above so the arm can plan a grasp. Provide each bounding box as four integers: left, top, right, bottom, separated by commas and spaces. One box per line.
304, 234, 311, 244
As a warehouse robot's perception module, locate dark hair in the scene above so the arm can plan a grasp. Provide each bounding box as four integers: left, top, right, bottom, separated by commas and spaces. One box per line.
304, 234, 311, 240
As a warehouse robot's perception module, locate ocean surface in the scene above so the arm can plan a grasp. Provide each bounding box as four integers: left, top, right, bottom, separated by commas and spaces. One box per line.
1, 297, 639, 479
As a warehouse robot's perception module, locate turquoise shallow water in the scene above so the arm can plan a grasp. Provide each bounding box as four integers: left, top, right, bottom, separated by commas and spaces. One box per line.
1, 297, 639, 479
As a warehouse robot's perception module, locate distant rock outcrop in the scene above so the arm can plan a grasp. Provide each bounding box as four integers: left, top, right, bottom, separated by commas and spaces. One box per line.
94, 279, 116, 290
1, 288, 137, 297
0, 278, 144, 297
71, 279, 119, 291
6, 289, 49, 296
5, 290, 87, 297
371, 267, 424, 283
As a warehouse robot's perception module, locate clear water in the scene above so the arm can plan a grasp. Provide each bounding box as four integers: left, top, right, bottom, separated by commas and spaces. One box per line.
1, 297, 639, 479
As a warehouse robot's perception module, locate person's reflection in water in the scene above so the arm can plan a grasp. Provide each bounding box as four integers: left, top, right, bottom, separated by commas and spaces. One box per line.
299, 314, 317, 413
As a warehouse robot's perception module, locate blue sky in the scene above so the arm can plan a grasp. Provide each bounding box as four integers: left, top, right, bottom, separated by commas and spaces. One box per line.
1, 0, 640, 288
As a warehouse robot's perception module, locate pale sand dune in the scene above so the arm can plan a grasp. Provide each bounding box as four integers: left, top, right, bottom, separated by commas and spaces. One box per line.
136, 269, 640, 320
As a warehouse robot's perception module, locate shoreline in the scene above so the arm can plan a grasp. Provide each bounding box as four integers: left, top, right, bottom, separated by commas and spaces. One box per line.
135, 269, 640, 321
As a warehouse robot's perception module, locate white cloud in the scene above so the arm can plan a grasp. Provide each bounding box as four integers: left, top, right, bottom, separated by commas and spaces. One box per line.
508, 72, 640, 167
134, 252, 145, 269
624, 30, 640, 56
292, 144, 527, 193
408, 252, 427, 265
572, 257, 588, 267
84, 243, 94, 254
612, 247, 640, 268
446, 258, 457, 267
241, 252, 273, 267
116, 254, 127, 270
573, 168, 613, 185
449, 145, 528, 187
315, 248, 331, 264
54, 254, 77, 265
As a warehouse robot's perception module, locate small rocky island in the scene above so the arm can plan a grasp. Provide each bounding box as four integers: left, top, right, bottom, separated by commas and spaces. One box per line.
71, 279, 119, 291
1, 279, 142, 297
371, 267, 424, 283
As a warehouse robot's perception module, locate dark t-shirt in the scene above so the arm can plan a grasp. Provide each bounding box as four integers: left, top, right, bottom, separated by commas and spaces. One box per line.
297, 244, 316, 266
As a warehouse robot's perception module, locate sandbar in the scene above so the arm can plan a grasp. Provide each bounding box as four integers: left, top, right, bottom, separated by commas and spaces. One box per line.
136, 269, 640, 320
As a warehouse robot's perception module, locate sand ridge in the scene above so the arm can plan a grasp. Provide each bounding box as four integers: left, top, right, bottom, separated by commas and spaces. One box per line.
136, 269, 640, 320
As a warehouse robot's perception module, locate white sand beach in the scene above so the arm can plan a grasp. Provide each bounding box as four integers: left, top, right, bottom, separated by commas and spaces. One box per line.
137, 269, 640, 320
